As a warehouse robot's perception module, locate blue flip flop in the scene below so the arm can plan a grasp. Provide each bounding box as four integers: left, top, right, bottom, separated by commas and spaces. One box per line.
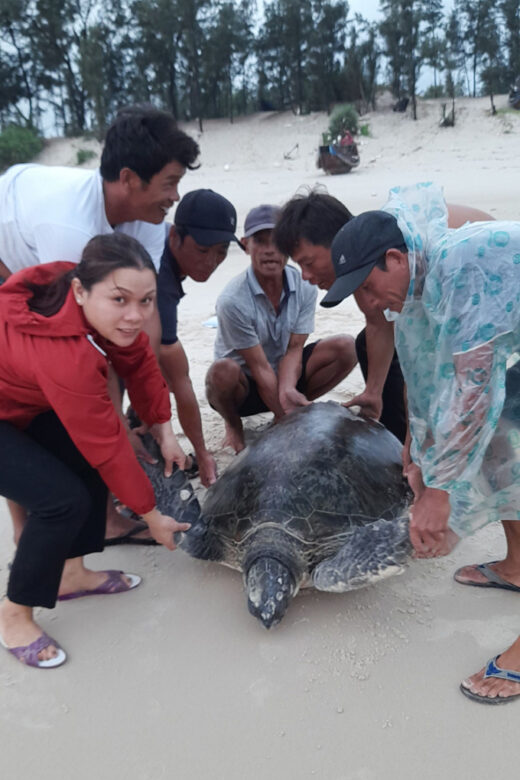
454, 562, 520, 592
460, 656, 520, 704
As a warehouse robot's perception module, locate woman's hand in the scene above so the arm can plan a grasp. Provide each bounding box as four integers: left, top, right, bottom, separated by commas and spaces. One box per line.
150, 421, 187, 477
409, 487, 459, 558
142, 507, 191, 550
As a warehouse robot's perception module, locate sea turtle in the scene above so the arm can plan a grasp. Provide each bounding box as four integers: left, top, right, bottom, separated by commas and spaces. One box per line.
140, 401, 412, 628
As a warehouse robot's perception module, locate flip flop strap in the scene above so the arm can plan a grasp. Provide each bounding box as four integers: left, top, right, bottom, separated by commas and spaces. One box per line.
484, 656, 520, 683
477, 563, 514, 588
101, 570, 130, 593
9, 632, 59, 666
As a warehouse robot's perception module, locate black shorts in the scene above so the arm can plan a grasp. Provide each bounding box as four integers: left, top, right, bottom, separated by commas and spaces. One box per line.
238, 341, 318, 417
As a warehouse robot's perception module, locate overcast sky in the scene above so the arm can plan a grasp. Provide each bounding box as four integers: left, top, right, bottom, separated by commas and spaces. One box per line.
347, 0, 381, 20
347, 0, 454, 21
346, 0, 455, 93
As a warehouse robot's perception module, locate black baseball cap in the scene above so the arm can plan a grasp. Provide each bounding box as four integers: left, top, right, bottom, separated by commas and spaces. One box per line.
321, 211, 407, 308
174, 189, 240, 246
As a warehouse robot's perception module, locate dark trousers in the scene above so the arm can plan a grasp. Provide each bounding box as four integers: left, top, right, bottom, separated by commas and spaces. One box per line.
0, 412, 107, 608
237, 341, 318, 417
355, 328, 407, 443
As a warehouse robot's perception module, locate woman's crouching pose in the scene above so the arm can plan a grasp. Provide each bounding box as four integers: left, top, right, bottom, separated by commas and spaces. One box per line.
0, 233, 190, 668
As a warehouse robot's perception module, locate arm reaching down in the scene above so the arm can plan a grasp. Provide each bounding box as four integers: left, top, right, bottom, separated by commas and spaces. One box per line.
277, 333, 310, 414
160, 340, 217, 486
346, 297, 396, 419
239, 344, 285, 419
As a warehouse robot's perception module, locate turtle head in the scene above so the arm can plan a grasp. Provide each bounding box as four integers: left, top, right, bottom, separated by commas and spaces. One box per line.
245, 557, 295, 629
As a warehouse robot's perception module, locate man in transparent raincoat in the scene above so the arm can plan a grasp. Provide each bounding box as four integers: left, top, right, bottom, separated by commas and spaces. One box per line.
321, 182, 520, 705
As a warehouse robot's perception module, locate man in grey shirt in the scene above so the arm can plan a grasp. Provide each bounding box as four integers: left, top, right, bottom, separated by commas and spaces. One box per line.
206, 204, 357, 452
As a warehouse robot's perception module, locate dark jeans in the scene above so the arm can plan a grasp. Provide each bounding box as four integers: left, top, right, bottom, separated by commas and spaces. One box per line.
0, 411, 107, 608
355, 328, 407, 443
238, 341, 318, 417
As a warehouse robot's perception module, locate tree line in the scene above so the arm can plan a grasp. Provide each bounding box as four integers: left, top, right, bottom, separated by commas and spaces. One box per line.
0, 0, 519, 136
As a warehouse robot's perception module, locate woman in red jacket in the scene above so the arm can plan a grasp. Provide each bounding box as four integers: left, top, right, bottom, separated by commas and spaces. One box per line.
0, 233, 190, 668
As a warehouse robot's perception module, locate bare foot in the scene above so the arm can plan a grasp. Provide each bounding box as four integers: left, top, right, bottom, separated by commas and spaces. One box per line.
461, 637, 520, 702
0, 599, 59, 662
58, 558, 134, 598
455, 560, 520, 588
105, 500, 154, 543
222, 424, 245, 453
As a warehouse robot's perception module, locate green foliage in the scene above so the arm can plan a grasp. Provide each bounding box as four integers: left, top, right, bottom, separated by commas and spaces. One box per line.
257, 0, 315, 113
423, 85, 446, 98
359, 123, 370, 137
457, 0, 501, 97
76, 148, 96, 165
325, 103, 359, 142
420, 0, 445, 92
379, 0, 423, 119
0, 0, 519, 132
0, 125, 43, 170
339, 19, 380, 113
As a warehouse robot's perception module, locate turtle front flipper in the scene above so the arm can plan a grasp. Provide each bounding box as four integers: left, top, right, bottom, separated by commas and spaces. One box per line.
137, 433, 202, 545
311, 516, 412, 592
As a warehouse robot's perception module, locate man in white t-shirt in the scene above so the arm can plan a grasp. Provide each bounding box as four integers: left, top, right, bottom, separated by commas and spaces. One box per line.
0, 105, 200, 279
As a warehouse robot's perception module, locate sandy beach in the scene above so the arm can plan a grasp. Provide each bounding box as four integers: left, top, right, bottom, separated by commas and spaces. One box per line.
1, 96, 520, 779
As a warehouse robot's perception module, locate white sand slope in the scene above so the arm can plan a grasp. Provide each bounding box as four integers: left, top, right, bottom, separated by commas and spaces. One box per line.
1, 96, 520, 780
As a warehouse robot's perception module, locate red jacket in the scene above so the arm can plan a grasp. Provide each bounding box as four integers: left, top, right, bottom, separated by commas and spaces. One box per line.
0, 262, 171, 515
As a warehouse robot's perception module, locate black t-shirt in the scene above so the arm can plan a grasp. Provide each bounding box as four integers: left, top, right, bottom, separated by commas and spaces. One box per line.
157, 240, 185, 345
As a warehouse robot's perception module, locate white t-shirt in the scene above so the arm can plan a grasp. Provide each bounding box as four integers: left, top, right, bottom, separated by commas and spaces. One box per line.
0, 164, 165, 272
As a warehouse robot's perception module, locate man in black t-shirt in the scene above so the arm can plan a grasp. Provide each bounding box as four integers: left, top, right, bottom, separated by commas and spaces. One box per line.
157, 189, 241, 486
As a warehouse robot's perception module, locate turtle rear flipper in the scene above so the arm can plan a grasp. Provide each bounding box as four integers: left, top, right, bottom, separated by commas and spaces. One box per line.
311, 516, 411, 592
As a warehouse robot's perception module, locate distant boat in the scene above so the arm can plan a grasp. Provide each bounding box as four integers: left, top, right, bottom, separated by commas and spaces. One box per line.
317, 133, 360, 175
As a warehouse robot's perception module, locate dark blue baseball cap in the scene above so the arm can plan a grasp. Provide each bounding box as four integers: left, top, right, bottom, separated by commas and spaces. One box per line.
174, 189, 240, 246
321, 211, 407, 308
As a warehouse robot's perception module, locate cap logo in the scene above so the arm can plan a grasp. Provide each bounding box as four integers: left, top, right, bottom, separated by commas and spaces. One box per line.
338, 254, 347, 265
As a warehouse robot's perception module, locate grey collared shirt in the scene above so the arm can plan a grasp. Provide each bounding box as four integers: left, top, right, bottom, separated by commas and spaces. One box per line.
214, 264, 317, 371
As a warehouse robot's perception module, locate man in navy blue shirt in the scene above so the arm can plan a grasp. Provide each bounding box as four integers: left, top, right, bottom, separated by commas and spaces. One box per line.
158, 189, 241, 486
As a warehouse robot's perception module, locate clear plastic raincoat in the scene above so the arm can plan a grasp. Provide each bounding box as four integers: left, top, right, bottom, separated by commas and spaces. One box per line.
383, 183, 520, 536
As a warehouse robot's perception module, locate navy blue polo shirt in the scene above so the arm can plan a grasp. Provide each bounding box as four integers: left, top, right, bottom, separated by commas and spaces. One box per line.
157, 239, 185, 345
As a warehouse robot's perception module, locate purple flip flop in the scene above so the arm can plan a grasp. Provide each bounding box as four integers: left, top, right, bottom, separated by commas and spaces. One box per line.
58, 570, 142, 602
0, 631, 67, 669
